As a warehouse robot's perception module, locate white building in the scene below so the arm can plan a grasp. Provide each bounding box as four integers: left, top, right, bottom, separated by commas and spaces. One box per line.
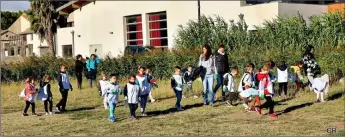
55, 1, 330, 58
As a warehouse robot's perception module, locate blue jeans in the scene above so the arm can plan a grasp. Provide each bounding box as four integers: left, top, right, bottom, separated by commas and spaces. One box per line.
174, 89, 182, 108
213, 73, 225, 97
140, 94, 149, 113
201, 74, 214, 105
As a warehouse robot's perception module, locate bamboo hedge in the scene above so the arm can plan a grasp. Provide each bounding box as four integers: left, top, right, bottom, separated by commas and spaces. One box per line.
1, 12, 344, 83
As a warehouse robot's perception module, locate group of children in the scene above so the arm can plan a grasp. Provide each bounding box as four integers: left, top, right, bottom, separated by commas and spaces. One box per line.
20, 57, 329, 121
20, 64, 72, 116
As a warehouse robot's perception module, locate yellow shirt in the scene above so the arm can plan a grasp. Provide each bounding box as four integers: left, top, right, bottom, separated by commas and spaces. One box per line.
290, 66, 301, 76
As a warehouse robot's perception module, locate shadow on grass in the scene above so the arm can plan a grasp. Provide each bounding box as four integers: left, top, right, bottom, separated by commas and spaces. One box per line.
327, 92, 344, 101
146, 103, 204, 117
276, 102, 314, 116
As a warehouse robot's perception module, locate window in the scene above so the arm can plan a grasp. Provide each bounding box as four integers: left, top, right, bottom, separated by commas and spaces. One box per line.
125, 15, 143, 46
63, 45, 73, 57
10, 47, 14, 56
18, 48, 21, 56
148, 11, 168, 47
30, 34, 33, 40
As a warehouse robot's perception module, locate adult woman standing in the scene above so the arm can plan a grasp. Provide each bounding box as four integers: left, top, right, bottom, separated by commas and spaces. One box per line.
302, 45, 321, 84
213, 44, 229, 101
75, 54, 84, 89
86, 54, 101, 88
198, 44, 216, 105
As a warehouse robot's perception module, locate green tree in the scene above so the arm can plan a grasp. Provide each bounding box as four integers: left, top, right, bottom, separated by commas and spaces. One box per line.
1, 11, 22, 30
29, 0, 59, 56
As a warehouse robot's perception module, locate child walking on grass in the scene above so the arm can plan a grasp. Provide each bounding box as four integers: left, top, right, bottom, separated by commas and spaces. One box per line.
124, 74, 140, 120
257, 64, 277, 118
171, 66, 184, 111
56, 64, 73, 113
223, 66, 239, 107
104, 74, 121, 122
98, 72, 109, 109
183, 65, 198, 99
22, 77, 37, 116
146, 69, 156, 103
39, 75, 54, 115
277, 61, 289, 98
238, 63, 255, 110
136, 66, 151, 116
239, 88, 263, 115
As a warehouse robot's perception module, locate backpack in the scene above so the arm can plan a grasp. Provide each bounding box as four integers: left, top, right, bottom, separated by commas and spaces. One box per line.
190, 66, 202, 81
36, 84, 48, 101
19, 89, 26, 97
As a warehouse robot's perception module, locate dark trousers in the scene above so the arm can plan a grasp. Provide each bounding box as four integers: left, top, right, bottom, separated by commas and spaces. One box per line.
139, 94, 149, 113
128, 103, 138, 117
226, 92, 238, 105
278, 82, 288, 96
261, 96, 274, 114
88, 69, 97, 87
76, 71, 83, 89
56, 89, 69, 110
174, 89, 182, 108
44, 97, 53, 112
23, 101, 35, 114
213, 73, 225, 97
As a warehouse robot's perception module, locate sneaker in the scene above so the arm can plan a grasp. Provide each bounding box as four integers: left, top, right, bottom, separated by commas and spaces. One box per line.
45, 112, 49, 115
56, 107, 61, 112
243, 103, 249, 110
182, 95, 186, 99
320, 100, 326, 103
193, 95, 199, 99
268, 113, 278, 118
177, 107, 184, 111
254, 107, 262, 115
32, 113, 38, 116
226, 100, 232, 106
130, 116, 138, 120
22, 113, 29, 116
316, 99, 321, 103
141, 113, 147, 117
151, 99, 156, 103
49, 112, 54, 115
108, 117, 116, 122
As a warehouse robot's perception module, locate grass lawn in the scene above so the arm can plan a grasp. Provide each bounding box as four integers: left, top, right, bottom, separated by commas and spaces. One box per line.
1, 79, 344, 136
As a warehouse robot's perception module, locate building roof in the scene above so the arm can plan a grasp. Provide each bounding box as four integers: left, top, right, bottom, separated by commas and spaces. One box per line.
56, 0, 92, 15
21, 13, 30, 21
19, 28, 34, 35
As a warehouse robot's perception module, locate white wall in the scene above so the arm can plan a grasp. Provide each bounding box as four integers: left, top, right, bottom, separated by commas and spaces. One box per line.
56, 27, 74, 57
26, 33, 48, 56
278, 3, 328, 24
64, 1, 327, 58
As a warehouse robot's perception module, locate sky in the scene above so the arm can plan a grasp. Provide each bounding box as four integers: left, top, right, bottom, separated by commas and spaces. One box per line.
1, 1, 30, 12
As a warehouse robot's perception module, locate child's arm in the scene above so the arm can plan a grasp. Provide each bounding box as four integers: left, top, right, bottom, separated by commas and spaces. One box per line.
123, 84, 128, 97
57, 74, 63, 90
25, 84, 36, 94
170, 77, 176, 89
228, 75, 234, 92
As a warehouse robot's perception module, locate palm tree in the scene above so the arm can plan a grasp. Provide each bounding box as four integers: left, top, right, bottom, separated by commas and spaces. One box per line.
29, 0, 58, 56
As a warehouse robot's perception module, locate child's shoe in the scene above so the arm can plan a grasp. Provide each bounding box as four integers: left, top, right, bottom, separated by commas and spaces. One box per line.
315, 99, 321, 103
151, 99, 156, 103
243, 103, 249, 110
49, 112, 54, 115
22, 113, 29, 116
108, 117, 116, 122
182, 95, 186, 99
45, 112, 49, 115
130, 116, 138, 120
254, 107, 262, 115
141, 113, 147, 117
56, 107, 61, 112
268, 113, 278, 118
32, 113, 38, 117
177, 107, 184, 111
193, 95, 199, 99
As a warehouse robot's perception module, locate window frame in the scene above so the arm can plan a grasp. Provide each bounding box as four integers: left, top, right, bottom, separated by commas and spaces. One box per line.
147, 11, 168, 47
124, 14, 143, 46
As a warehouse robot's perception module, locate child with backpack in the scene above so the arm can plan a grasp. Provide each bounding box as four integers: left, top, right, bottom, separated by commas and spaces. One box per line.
38, 75, 54, 115
239, 88, 263, 115
223, 66, 239, 107
104, 74, 121, 122
171, 66, 184, 111
257, 64, 277, 118
146, 69, 156, 103
183, 65, 198, 99
238, 63, 256, 110
124, 74, 140, 120
56, 64, 73, 113
276, 61, 289, 98
98, 72, 109, 109
136, 66, 151, 116
22, 77, 37, 116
